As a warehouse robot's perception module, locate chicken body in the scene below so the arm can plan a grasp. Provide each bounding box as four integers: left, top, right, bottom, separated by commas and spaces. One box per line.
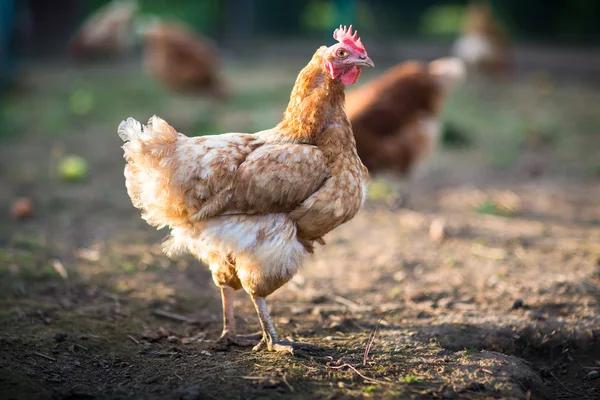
119, 31, 371, 353
346, 57, 465, 176
68, 0, 138, 60
141, 20, 228, 100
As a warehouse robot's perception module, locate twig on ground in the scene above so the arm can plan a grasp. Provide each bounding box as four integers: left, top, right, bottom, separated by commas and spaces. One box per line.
550, 371, 582, 397
175, 373, 183, 381
128, 335, 140, 345
32, 351, 56, 362
151, 309, 193, 323
327, 363, 392, 386
332, 295, 361, 310
282, 373, 294, 392
363, 309, 395, 366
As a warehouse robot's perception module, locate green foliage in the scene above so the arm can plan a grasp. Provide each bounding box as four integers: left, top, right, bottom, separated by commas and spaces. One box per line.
441, 121, 472, 149
301, 0, 374, 33
420, 4, 465, 36
69, 89, 95, 116
403, 375, 421, 384
85, 0, 221, 34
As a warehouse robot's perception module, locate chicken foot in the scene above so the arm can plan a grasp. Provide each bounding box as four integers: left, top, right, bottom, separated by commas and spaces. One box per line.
216, 287, 262, 347
250, 295, 322, 355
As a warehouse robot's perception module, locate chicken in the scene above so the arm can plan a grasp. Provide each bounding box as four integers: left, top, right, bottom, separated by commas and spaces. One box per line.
452, 0, 511, 78
346, 57, 465, 176
139, 19, 228, 100
67, 0, 138, 60
118, 26, 372, 353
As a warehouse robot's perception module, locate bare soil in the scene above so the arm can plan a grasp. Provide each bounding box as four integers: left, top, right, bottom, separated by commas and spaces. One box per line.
1, 56, 599, 400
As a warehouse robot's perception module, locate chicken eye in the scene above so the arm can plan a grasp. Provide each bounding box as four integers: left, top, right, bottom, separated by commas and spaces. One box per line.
336, 49, 348, 59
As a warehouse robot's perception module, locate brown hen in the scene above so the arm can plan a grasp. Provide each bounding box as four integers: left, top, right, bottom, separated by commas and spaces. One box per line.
118, 26, 372, 354
140, 19, 228, 100
68, 0, 138, 60
346, 57, 465, 176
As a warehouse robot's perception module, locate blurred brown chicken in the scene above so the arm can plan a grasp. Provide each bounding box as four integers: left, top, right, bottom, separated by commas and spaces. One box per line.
68, 0, 138, 60
139, 19, 229, 100
346, 57, 465, 176
452, 0, 511, 77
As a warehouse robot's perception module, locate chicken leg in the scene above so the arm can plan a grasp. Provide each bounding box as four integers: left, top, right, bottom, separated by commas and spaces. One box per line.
250, 295, 323, 354
216, 287, 262, 346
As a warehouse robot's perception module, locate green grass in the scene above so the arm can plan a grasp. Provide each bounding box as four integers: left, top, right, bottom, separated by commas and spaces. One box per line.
403, 375, 422, 384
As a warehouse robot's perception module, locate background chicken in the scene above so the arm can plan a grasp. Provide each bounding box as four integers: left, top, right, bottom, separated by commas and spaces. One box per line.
138, 18, 229, 100
346, 57, 465, 176
118, 26, 371, 354
452, 0, 512, 78
67, 0, 138, 60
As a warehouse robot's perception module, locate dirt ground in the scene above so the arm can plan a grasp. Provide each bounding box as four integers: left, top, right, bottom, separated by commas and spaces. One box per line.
1, 53, 600, 400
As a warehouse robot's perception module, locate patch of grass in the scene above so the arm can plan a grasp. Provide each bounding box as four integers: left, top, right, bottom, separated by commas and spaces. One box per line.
403, 375, 421, 384
121, 262, 136, 274
475, 199, 504, 216
464, 348, 481, 356
363, 385, 377, 393
366, 179, 400, 203
475, 199, 517, 217
420, 4, 465, 36
17, 263, 63, 282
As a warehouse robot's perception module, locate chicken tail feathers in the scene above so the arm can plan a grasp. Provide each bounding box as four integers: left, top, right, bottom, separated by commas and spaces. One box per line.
118, 116, 188, 229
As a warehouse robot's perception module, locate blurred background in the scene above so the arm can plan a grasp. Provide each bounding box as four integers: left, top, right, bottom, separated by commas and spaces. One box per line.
1, 0, 600, 297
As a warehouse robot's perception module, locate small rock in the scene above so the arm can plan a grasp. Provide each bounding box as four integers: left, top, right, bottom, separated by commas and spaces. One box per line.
54, 332, 68, 342
11, 197, 34, 220
588, 370, 600, 380
157, 326, 169, 338
442, 388, 456, 399
393, 271, 406, 282
329, 318, 356, 331
511, 299, 524, 310
337, 381, 345, 388
429, 218, 447, 242
140, 346, 153, 354
167, 336, 180, 343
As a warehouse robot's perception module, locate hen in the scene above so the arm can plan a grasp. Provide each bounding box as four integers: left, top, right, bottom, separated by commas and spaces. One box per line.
346, 57, 465, 176
67, 0, 138, 60
139, 19, 228, 100
118, 26, 372, 353
452, 0, 511, 78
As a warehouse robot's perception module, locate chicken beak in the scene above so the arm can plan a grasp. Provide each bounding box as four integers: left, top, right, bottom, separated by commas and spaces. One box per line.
354, 56, 374, 68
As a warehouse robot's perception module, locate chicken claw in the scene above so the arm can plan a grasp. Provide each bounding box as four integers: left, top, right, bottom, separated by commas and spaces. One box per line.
250, 295, 323, 355
252, 338, 322, 355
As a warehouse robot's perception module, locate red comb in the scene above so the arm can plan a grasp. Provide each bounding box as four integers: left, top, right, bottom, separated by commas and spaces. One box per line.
333, 25, 365, 52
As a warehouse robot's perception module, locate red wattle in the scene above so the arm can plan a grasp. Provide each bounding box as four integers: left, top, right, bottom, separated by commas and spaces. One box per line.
340, 66, 360, 86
